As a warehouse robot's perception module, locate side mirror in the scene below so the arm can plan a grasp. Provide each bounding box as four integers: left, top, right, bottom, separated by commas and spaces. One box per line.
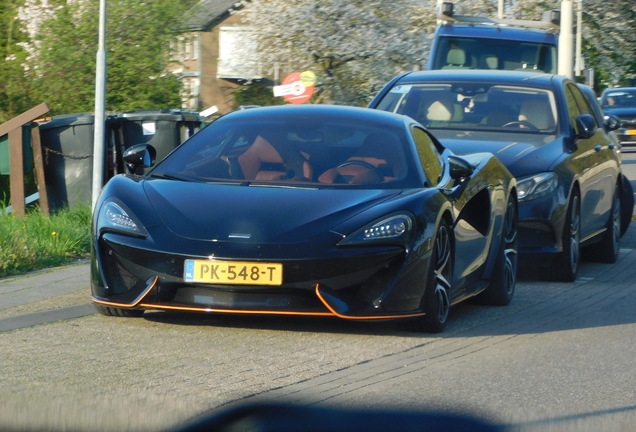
604, 114, 621, 131
123, 144, 156, 174
575, 114, 597, 139
448, 155, 474, 180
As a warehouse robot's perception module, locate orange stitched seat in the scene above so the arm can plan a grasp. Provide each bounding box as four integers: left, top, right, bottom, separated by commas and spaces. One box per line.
235, 135, 313, 181
318, 132, 403, 184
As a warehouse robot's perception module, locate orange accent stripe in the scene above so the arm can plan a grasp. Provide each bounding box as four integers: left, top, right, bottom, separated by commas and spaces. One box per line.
92, 278, 425, 320
137, 303, 334, 316
314, 284, 426, 320
91, 276, 159, 308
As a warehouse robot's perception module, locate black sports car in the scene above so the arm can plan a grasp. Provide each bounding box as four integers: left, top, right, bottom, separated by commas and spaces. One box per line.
369, 70, 629, 282
91, 105, 517, 333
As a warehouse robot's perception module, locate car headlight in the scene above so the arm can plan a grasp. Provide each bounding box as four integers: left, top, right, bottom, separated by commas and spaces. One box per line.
338, 213, 414, 247
517, 172, 558, 202
97, 199, 148, 238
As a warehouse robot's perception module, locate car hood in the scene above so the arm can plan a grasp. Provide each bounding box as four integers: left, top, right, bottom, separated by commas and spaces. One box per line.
431, 130, 560, 177
142, 180, 401, 243
602, 107, 636, 120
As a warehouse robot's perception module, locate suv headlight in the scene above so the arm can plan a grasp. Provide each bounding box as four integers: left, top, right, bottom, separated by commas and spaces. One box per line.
517, 172, 558, 202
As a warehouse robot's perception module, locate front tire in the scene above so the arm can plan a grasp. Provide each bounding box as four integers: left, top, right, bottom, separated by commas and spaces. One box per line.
587, 182, 621, 263
94, 303, 145, 317
552, 190, 580, 282
477, 195, 518, 305
404, 220, 453, 333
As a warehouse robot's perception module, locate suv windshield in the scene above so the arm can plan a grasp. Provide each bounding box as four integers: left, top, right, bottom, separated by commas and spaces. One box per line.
150, 116, 417, 189
376, 83, 558, 134
431, 36, 557, 73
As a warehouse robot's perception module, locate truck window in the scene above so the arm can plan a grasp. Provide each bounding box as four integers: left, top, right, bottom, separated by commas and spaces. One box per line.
430, 36, 557, 74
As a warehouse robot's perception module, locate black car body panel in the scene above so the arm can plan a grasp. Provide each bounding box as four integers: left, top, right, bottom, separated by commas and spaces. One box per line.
91, 105, 516, 328
369, 70, 626, 264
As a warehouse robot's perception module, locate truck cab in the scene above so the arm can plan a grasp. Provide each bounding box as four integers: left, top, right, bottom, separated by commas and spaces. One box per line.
428, 23, 558, 73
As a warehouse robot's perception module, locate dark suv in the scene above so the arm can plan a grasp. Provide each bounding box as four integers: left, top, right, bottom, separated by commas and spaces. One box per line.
600, 88, 636, 150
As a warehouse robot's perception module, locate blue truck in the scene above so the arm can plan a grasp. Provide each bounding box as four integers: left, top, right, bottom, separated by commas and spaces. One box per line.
428, 2, 560, 73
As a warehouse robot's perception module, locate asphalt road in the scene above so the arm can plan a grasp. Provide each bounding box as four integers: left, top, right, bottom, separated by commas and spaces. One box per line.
1, 157, 636, 431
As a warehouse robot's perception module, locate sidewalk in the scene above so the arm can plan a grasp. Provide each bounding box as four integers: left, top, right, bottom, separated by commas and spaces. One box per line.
0, 260, 94, 332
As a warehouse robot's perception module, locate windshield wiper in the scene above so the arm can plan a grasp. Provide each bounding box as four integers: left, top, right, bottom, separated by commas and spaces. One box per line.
149, 173, 190, 182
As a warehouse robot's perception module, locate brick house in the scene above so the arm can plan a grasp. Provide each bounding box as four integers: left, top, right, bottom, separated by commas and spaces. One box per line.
170, 0, 262, 114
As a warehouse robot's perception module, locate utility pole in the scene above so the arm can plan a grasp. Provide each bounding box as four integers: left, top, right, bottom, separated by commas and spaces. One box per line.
575, 0, 583, 78
437, 0, 444, 24
498, 0, 504, 19
558, 0, 574, 79
92, 0, 107, 211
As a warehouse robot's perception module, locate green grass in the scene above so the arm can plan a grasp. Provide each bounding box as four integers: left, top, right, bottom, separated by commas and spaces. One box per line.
0, 204, 92, 278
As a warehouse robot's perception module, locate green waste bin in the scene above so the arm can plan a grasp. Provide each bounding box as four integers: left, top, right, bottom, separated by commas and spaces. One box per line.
114, 109, 202, 174
36, 113, 115, 210
0, 125, 34, 175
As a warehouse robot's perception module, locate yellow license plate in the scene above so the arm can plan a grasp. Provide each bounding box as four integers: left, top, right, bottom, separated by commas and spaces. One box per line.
184, 260, 283, 285
626, 129, 636, 136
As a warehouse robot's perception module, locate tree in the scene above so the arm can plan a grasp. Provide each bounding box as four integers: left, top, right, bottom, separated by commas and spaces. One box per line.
10, 0, 195, 116
237, 0, 432, 106
0, 0, 37, 122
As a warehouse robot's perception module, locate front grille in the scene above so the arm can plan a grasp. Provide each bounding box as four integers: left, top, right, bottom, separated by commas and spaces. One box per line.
99, 241, 146, 294
518, 220, 555, 249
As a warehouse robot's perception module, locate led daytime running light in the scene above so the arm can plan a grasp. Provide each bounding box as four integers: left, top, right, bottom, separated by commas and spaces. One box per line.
363, 216, 411, 240
106, 203, 139, 231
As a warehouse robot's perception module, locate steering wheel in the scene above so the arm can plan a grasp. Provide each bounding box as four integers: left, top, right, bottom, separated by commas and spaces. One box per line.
334, 160, 383, 183
502, 121, 538, 131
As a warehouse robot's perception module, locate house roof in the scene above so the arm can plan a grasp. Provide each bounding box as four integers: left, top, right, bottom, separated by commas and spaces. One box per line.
182, 0, 242, 32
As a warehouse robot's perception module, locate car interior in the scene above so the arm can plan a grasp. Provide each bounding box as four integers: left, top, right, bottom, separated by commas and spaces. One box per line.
159, 119, 414, 187
384, 84, 557, 133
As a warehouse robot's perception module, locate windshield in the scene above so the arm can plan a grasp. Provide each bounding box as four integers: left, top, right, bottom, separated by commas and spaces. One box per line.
376, 83, 558, 134
432, 36, 557, 73
151, 115, 418, 189
601, 89, 636, 109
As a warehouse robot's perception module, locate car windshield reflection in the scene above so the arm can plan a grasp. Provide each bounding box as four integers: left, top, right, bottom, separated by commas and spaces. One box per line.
377, 83, 558, 134
150, 117, 417, 189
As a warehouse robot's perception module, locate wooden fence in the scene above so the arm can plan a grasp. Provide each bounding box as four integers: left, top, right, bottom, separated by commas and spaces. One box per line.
0, 103, 51, 217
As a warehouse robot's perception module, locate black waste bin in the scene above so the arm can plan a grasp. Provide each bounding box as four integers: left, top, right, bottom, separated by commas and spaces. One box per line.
36, 113, 115, 211
114, 109, 202, 174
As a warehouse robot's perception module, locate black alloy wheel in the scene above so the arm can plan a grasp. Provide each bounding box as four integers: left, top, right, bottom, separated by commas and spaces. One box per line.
586, 182, 621, 263
420, 220, 453, 333
553, 191, 580, 282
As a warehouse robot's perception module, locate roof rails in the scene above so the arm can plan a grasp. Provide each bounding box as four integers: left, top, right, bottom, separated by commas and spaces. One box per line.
438, 1, 560, 31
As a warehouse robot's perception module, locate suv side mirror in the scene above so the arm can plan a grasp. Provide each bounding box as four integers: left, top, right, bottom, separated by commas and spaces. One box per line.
575, 114, 597, 139
604, 114, 621, 131
123, 144, 156, 174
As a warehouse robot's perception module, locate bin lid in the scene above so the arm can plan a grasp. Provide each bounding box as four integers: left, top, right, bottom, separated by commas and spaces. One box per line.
35, 112, 117, 129
118, 109, 201, 122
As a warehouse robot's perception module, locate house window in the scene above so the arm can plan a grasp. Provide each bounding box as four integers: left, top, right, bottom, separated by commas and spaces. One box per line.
217, 25, 262, 80
192, 35, 198, 61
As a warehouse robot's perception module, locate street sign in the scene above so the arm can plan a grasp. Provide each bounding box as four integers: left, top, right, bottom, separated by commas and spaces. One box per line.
273, 71, 315, 104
